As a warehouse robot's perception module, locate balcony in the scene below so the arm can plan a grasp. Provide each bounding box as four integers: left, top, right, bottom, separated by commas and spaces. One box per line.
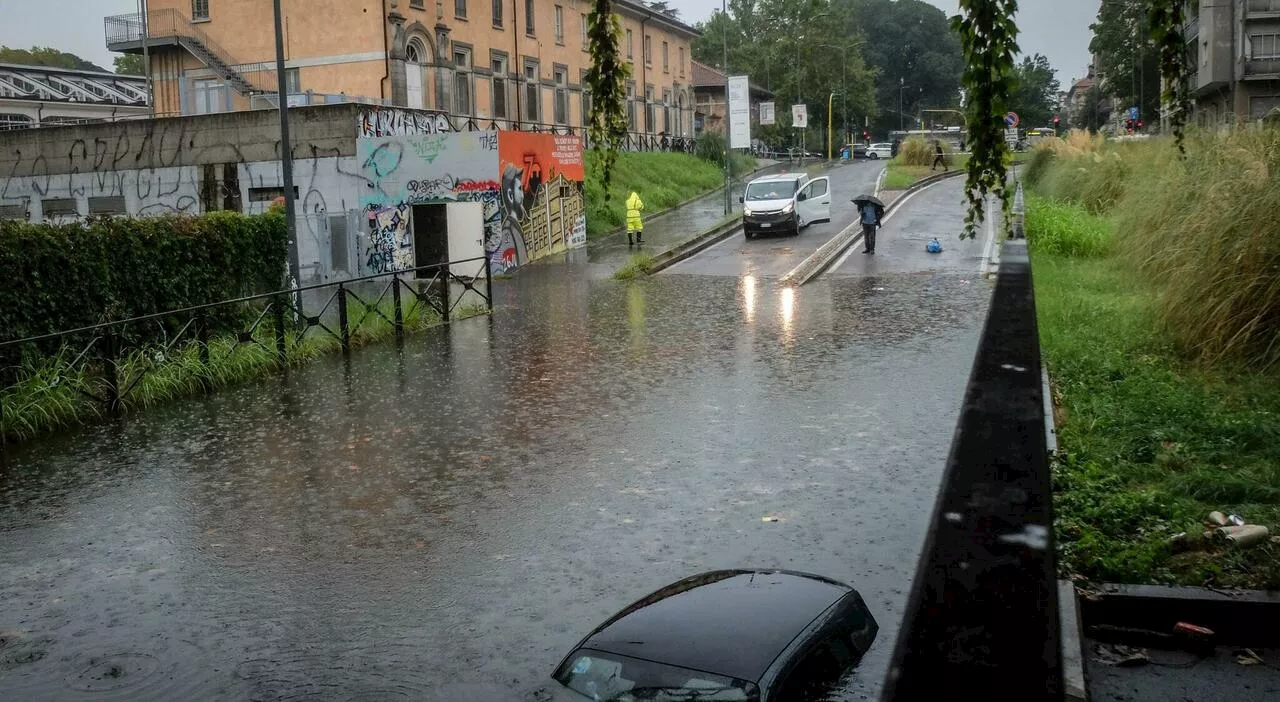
1247, 0, 1280, 17
1245, 57, 1280, 78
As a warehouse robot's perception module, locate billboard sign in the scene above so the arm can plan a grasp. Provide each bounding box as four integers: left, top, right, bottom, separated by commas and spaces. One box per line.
792, 104, 808, 129
759, 101, 776, 126
728, 75, 751, 149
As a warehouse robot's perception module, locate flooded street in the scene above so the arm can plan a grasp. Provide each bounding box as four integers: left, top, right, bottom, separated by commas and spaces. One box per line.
0, 183, 991, 700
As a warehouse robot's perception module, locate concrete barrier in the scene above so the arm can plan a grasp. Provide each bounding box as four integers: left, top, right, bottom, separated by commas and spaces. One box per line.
779, 168, 967, 286
645, 218, 743, 274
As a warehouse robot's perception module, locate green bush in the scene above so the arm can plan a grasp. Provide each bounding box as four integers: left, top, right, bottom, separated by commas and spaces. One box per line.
1025, 194, 1111, 258
896, 137, 934, 166
0, 212, 287, 350
1023, 147, 1056, 188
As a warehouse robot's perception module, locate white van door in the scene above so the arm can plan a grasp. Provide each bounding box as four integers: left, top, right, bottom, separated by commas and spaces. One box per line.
808, 177, 831, 222
796, 181, 818, 227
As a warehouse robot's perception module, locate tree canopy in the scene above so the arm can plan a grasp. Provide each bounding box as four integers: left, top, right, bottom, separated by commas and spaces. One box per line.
0, 46, 108, 72
113, 54, 145, 76
1007, 53, 1061, 129
1089, 0, 1162, 124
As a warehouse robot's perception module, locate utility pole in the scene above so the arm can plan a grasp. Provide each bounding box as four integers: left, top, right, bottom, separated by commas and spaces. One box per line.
139, 0, 152, 116
273, 0, 301, 295
899, 77, 905, 132
722, 0, 731, 216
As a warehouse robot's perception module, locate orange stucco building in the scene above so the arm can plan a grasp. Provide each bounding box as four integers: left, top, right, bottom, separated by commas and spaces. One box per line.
107, 0, 699, 136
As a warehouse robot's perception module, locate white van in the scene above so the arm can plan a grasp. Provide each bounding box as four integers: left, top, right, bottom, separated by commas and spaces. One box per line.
740, 172, 832, 239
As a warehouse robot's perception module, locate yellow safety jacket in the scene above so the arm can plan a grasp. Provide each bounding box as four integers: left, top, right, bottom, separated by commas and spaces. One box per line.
625, 192, 645, 231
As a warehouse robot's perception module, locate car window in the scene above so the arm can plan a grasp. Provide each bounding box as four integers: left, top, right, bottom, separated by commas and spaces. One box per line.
555, 649, 757, 701
810, 179, 828, 198
773, 636, 857, 701
745, 181, 798, 201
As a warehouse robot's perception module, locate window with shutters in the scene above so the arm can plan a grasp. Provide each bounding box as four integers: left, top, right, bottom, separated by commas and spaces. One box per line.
192, 0, 209, 21
492, 55, 509, 119
454, 47, 473, 116
525, 0, 535, 35
524, 60, 540, 122
554, 6, 564, 44
553, 67, 568, 124
492, 0, 502, 27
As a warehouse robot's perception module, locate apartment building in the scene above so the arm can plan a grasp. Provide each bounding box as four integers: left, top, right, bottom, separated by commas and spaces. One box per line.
106, 0, 699, 135
1185, 0, 1280, 122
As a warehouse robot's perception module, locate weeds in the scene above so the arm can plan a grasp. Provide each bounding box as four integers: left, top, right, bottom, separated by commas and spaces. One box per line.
612, 252, 656, 280
584, 151, 754, 237
0, 295, 484, 443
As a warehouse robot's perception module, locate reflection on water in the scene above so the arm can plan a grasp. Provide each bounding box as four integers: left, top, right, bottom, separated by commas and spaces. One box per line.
0, 271, 991, 701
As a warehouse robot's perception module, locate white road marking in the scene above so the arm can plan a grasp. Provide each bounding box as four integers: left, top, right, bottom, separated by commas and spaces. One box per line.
873, 167, 887, 197
826, 178, 941, 273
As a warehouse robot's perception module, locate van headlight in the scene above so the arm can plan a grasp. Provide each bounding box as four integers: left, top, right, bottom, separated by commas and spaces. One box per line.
781, 202, 794, 214
743, 205, 753, 216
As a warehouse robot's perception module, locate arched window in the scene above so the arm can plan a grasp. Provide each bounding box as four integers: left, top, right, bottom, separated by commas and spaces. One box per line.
405, 37, 428, 109
406, 38, 426, 65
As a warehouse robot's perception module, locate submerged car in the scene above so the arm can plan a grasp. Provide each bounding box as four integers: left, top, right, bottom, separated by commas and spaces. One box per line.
740, 173, 832, 239
551, 569, 878, 701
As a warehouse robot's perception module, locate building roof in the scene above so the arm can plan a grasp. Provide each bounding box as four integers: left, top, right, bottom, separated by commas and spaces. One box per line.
578, 570, 850, 682
689, 60, 772, 97
0, 63, 148, 106
615, 1, 701, 38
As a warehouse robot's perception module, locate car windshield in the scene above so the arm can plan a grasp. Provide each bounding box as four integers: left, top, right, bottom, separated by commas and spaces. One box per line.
744, 181, 797, 201
556, 649, 757, 701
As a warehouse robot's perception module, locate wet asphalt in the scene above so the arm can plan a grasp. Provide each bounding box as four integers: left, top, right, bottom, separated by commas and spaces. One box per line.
663, 160, 886, 278
0, 169, 992, 701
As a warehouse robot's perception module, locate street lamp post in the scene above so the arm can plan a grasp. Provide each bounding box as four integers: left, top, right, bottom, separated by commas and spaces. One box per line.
272, 0, 301, 299
722, 0, 730, 216
899, 77, 905, 132
827, 92, 836, 160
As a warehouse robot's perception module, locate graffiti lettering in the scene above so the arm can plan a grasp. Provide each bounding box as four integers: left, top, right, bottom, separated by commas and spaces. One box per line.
356, 107, 453, 138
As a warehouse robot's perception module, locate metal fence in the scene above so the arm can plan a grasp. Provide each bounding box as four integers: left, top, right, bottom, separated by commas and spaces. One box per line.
0, 257, 492, 422
882, 237, 1061, 699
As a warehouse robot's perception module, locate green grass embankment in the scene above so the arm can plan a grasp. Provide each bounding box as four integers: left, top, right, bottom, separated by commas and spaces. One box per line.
584, 150, 755, 237
1028, 128, 1280, 589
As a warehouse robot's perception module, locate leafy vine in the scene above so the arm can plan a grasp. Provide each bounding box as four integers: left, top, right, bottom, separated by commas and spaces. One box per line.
952, 0, 1020, 240
1149, 0, 1191, 153
584, 0, 632, 201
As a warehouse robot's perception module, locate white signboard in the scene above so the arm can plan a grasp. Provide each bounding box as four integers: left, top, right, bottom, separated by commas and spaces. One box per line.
759, 101, 775, 126
728, 75, 751, 149
792, 104, 808, 129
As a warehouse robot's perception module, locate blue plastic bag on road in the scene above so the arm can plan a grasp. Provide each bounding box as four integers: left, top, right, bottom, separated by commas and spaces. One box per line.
926, 238, 943, 254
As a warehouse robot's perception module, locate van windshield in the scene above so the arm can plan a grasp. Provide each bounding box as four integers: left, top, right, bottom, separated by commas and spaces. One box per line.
745, 181, 798, 201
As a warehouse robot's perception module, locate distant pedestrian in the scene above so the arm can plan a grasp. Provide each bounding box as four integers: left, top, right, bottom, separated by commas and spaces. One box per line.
860, 200, 881, 254
931, 140, 948, 171
891, 138, 902, 159
626, 190, 645, 246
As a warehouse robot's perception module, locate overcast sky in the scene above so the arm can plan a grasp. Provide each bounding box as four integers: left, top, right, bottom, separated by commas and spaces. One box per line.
0, 0, 1096, 85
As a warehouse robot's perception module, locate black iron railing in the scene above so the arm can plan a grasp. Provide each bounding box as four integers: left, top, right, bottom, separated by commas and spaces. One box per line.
882, 237, 1061, 700
0, 257, 492, 423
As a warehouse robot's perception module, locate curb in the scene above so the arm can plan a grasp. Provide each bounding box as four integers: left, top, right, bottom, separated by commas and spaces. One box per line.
645, 219, 743, 275
779, 168, 967, 286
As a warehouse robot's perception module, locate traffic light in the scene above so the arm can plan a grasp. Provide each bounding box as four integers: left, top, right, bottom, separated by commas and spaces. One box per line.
1136, 119, 1144, 130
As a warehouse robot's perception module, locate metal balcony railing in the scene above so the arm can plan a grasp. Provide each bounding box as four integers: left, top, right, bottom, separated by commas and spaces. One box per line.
1247, 0, 1280, 14
1246, 58, 1280, 76
104, 8, 276, 96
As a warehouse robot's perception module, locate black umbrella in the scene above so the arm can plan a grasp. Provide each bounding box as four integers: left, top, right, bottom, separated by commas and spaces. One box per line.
852, 194, 885, 209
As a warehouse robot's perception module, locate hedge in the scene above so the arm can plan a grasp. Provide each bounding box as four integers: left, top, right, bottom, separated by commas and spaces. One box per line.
0, 212, 288, 351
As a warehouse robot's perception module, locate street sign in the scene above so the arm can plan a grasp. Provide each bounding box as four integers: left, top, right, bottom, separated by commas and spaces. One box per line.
792, 104, 808, 129
728, 75, 751, 149
1128, 106, 1139, 121
759, 101, 775, 126
1004, 111, 1020, 128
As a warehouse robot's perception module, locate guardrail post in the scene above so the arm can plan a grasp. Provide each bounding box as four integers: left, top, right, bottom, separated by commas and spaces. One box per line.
337, 282, 350, 354
272, 295, 287, 364
484, 256, 494, 313
392, 276, 404, 339
102, 331, 120, 413
439, 274, 451, 323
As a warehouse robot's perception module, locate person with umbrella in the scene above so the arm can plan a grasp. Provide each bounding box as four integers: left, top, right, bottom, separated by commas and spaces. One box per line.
853, 194, 885, 254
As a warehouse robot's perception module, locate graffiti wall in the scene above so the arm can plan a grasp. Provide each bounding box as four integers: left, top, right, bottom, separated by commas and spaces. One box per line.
356, 107, 453, 138
496, 133, 586, 269
355, 131, 585, 275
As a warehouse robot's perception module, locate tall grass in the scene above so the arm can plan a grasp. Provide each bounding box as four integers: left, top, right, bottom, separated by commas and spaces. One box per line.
0, 297, 483, 443
1025, 195, 1111, 258
896, 136, 952, 166
1029, 128, 1280, 368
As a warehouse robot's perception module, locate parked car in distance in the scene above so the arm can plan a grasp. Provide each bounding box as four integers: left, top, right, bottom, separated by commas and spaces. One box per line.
551, 569, 879, 702
866, 143, 893, 159
740, 173, 832, 239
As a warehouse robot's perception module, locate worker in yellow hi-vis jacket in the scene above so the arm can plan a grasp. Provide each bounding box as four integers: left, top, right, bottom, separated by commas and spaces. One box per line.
626, 190, 645, 247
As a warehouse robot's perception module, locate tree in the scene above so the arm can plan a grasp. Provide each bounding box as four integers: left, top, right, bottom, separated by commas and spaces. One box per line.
1070, 84, 1107, 132
1008, 54, 1060, 129
1089, 0, 1162, 126
841, 0, 965, 136
113, 54, 145, 75
0, 46, 109, 72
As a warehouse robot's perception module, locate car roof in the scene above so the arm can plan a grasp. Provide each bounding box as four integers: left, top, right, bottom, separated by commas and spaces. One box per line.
750, 172, 805, 184
576, 569, 852, 683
